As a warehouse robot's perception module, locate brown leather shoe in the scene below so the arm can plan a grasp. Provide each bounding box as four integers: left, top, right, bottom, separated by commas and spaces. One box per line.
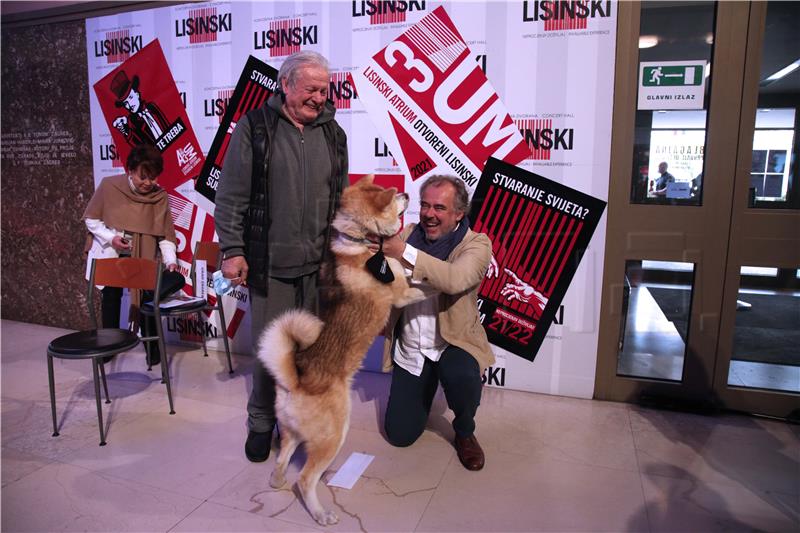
454, 434, 485, 471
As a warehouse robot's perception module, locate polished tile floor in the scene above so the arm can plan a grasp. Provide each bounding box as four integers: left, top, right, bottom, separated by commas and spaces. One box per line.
2, 319, 798, 532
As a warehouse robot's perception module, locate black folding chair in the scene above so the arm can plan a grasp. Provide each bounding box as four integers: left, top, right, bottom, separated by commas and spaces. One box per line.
48, 256, 176, 446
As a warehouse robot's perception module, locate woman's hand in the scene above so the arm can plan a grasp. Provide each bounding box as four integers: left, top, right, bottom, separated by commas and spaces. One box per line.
166, 263, 178, 272
111, 235, 132, 253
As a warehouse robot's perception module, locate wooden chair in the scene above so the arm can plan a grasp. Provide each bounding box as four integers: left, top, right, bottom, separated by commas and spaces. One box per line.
47, 257, 176, 446
189, 241, 234, 374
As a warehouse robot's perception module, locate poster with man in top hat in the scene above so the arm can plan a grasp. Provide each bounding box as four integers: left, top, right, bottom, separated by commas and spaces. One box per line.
93, 39, 204, 191
110, 70, 171, 147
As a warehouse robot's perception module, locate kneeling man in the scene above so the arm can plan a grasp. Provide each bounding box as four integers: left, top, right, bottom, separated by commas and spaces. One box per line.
377, 175, 493, 471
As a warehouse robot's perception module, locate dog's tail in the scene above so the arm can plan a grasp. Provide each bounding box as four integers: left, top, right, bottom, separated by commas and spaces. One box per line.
257, 309, 324, 392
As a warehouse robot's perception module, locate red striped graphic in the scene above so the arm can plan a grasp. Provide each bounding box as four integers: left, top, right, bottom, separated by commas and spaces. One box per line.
404, 11, 465, 72
214, 82, 269, 167
106, 30, 131, 64
544, 1, 589, 31
546, 220, 583, 294
329, 72, 356, 110
269, 19, 301, 57
188, 7, 218, 44
371, 4, 407, 24
216, 88, 234, 124
516, 118, 552, 161
476, 183, 583, 318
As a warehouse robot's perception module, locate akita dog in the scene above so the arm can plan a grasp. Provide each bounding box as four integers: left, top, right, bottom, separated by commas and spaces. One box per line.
258, 176, 425, 525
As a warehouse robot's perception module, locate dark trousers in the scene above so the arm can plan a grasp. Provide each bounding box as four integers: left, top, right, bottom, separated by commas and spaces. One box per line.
247, 273, 318, 433
100, 270, 185, 358
384, 345, 482, 447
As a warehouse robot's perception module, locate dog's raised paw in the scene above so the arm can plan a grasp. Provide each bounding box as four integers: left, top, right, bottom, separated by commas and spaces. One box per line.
313, 509, 339, 526
269, 470, 286, 488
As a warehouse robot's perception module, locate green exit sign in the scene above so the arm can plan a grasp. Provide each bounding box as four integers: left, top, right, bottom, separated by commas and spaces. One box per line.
643, 65, 703, 87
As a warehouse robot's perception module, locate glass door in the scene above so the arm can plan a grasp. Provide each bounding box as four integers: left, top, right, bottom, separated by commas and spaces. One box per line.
712, 0, 799, 419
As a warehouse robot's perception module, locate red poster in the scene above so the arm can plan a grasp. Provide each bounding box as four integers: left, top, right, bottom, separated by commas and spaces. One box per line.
93, 39, 205, 191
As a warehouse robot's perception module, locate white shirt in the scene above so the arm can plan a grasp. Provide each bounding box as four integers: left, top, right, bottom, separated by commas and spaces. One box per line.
392, 244, 444, 376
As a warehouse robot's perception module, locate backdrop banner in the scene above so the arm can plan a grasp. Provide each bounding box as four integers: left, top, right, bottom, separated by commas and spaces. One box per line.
87, 1, 618, 398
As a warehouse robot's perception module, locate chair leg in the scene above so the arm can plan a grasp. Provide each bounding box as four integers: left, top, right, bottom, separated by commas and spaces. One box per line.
91, 359, 107, 446
145, 337, 154, 372
47, 354, 59, 437
99, 360, 111, 404
217, 305, 234, 375
155, 318, 176, 415
199, 312, 209, 357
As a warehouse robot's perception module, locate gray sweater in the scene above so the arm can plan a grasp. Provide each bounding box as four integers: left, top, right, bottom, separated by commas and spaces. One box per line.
215, 94, 344, 278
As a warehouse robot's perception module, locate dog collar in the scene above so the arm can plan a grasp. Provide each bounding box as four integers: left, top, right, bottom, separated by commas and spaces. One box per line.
336, 231, 377, 246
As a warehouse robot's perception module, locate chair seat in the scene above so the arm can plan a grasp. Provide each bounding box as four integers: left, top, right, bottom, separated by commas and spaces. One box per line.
48, 328, 140, 359
140, 299, 207, 316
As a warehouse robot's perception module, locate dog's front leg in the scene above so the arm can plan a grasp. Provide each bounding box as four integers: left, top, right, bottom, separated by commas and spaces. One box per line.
393, 286, 427, 307
386, 258, 428, 307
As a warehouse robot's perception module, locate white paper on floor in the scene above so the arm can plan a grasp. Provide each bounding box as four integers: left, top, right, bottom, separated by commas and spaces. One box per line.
327, 452, 375, 489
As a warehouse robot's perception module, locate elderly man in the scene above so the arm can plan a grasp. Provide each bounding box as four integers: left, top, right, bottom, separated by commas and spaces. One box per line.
214, 51, 348, 463
377, 175, 494, 471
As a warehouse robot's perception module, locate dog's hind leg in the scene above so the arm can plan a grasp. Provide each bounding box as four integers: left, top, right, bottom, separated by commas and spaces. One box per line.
270, 426, 300, 489
298, 434, 343, 526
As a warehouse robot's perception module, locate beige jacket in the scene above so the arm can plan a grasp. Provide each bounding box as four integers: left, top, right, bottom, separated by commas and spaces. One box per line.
382, 224, 495, 372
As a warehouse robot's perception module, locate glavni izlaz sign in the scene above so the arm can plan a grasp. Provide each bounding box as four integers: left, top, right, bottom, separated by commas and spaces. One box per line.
471, 158, 607, 361
356, 6, 529, 189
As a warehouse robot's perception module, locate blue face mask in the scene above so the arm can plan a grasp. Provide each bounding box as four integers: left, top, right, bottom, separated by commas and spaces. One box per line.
212, 270, 235, 296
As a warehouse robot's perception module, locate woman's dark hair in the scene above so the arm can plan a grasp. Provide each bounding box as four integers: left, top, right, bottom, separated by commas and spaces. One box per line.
126, 144, 164, 179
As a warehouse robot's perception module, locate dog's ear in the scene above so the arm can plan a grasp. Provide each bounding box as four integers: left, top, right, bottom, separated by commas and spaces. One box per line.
358, 174, 375, 186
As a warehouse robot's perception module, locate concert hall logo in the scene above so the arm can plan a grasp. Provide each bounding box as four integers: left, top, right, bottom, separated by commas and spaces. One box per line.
98, 143, 123, 168
93, 29, 143, 64
515, 118, 575, 160
352, 0, 427, 24
204, 88, 234, 123
253, 18, 318, 57
522, 0, 612, 30
174, 6, 232, 44
329, 72, 358, 110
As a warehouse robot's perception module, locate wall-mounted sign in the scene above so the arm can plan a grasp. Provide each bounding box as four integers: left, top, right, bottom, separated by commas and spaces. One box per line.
637, 60, 707, 110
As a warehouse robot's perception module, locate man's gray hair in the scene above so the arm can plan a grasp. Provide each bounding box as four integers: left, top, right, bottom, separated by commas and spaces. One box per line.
278, 51, 330, 90
420, 175, 470, 214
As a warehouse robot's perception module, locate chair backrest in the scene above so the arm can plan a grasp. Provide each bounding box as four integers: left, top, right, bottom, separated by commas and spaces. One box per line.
193, 241, 221, 272
92, 257, 159, 290
88, 257, 161, 329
